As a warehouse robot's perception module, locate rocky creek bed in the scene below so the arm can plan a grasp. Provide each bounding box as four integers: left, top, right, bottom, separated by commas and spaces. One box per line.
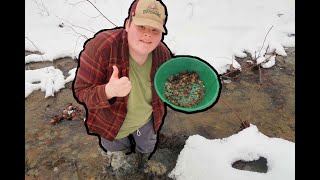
25, 47, 295, 179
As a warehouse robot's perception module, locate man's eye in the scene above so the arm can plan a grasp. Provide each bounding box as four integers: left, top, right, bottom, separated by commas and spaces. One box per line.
152, 29, 160, 33
139, 26, 145, 29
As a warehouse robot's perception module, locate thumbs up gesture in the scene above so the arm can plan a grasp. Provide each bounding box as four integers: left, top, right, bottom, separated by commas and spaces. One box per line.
105, 66, 131, 99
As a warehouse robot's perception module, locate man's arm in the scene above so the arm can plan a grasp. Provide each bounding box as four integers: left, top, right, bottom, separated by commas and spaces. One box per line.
73, 35, 131, 109
73, 37, 112, 109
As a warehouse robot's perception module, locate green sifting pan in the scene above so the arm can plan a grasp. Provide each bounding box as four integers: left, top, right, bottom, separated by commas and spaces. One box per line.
154, 56, 221, 112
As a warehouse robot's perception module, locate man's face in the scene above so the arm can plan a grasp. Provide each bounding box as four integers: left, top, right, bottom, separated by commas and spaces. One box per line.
125, 20, 162, 56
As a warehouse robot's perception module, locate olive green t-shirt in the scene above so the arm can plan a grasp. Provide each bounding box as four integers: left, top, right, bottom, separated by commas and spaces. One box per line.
115, 53, 153, 139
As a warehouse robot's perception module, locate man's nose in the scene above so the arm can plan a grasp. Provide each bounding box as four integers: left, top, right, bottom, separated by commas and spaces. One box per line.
143, 29, 152, 37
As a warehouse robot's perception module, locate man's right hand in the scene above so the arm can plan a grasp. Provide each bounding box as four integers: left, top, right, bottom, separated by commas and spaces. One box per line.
105, 65, 131, 99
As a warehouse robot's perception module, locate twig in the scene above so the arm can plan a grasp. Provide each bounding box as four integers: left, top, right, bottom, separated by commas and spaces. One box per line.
221, 37, 272, 79
64, 0, 102, 19
65, 0, 86, 7
25, 36, 45, 62
55, 16, 95, 33
258, 64, 262, 89
264, 45, 270, 56
85, 0, 117, 27
257, 25, 274, 58
219, 97, 249, 128
32, 0, 49, 16
74, 35, 85, 59
64, 24, 89, 40
221, 50, 276, 79
231, 55, 235, 69
247, 26, 273, 87
80, 10, 102, 19
254, 48, 263, 89
254, 50, 256, 60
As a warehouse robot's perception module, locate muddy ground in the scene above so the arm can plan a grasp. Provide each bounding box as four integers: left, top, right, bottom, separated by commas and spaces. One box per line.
25, 47, 295, 179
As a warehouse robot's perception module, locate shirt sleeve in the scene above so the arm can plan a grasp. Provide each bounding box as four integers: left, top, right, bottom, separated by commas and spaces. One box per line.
73, 36, 111, 109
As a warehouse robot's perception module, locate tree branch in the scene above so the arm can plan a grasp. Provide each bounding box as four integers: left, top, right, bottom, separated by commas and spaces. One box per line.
65, 0, 86, 7
56, 15, 95, 33
32, 0, 49, 16
85, 0, 117, 27
221, 49, 276, 78
74, 35, 85, 60
25, 36, 45, 62
257, 25, 274, 58
63, 24, 89, 40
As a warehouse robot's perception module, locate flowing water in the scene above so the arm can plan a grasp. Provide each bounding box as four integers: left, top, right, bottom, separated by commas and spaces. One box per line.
25, 48, 295, 179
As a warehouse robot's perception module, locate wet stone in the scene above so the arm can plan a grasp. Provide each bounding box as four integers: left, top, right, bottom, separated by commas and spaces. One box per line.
26, 148, 41, 168
61, 143, 70, 149
71, 150, 78, 155
73, 136, 79, 141
25, 144, 30, 150
62, 148, 72, 153
37, 136, 45, 141
89, 152, 98, 158
232, 157, 268, 173
78, 151, 92, 160
144, 160, 168, 176
27, 169, 39, 177
146, 148, 180, 178
109, 152, 139, 174
226, 82, 237, 90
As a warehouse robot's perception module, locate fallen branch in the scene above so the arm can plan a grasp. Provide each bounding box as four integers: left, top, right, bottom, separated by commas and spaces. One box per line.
221, 50, 276, 79
49, 103, 85, 125
222, 24, 275, 81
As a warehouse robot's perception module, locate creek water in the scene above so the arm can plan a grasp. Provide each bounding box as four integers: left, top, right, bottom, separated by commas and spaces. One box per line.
25, 48, 294, 179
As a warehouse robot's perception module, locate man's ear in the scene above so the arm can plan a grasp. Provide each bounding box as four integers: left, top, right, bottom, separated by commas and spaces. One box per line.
125, 18, 130, 32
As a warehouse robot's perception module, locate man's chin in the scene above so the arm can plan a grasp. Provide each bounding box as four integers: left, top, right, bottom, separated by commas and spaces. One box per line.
137, 48, 153, 55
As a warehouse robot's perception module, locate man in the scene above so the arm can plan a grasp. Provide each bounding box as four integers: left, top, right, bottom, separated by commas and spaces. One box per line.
73, 0, 172, 174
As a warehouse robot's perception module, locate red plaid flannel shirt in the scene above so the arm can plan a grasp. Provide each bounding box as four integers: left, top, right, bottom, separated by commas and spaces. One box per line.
73, 28, 172, 141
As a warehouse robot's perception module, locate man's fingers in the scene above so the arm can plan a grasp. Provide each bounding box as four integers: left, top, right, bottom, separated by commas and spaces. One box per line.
120, 82, 131, 96
123, 81, 131, 90
111, 65, 119, 79
118, 77, 130, 84
122, 88, 131, 96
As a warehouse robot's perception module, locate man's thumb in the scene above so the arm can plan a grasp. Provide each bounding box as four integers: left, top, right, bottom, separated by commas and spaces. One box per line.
111, 65, 119, 79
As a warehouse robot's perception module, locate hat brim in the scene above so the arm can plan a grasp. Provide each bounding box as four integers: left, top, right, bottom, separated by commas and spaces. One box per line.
132, 17, 166, 33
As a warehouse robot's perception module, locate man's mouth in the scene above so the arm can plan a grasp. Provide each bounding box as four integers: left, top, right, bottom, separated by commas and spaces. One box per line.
140, 40, 151, 44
